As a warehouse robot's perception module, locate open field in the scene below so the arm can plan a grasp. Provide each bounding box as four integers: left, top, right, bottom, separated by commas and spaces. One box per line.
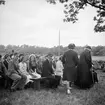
92, 56, 105, 61
0, 56, 105, 105
0, 70, 105, 105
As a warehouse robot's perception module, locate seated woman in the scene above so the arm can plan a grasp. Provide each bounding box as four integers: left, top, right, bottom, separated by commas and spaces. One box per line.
28, 54, 41, 79
74, 46, 94, 89
18, 55, 33, 84
54, 57, 64, 86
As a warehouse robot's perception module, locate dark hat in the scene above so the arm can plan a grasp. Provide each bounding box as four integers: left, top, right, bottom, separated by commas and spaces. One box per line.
85, 45, 91, 50
68, 43, 75, 49
4, 54, 9, 59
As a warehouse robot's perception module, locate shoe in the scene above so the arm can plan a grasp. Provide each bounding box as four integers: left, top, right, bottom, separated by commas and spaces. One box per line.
67, 89, 71, 94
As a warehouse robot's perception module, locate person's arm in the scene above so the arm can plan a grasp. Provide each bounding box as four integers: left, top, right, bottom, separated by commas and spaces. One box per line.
27, 61, 33, 74
2, 62, 8, 76
50, 62, 55, 76
85, 51, 92, 68
8, 60, 13, 76
62, 53, 66, 65
74, 53, 79, 67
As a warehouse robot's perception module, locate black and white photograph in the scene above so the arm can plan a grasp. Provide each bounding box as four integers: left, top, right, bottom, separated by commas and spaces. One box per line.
0, 0, 105, 105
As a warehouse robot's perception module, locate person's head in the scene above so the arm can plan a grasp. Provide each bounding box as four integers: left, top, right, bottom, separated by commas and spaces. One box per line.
13, 52, 18, 60
68, 43, 75, 49
4, 54, 11, 61
47, 53, 53, 61
19, 53, 24, 61
12, 50, 14, 53
84, 45, 92, 52
29, 54, 36, 62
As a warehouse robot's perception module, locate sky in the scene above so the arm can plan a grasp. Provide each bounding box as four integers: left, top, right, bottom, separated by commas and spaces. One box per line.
0, 0, 105, 47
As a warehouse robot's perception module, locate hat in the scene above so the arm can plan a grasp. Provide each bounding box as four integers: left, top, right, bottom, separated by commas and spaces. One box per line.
85, 45, 91, 50
68, 43, 75, 49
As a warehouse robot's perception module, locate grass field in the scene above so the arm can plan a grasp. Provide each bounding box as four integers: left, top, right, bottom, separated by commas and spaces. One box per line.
0, 56, 105, 105
92, 56, 105, 61
0, 70, 105, 105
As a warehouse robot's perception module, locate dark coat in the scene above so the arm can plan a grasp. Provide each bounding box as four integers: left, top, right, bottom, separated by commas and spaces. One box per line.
75, 49, 93, 88
8, 59, 20, 76
3, 60, 8, 70
62, 49, 79, 82
41, 59, 54, 77
0, 61, 6, 76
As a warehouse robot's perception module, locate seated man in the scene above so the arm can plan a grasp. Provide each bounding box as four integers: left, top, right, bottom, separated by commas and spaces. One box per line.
41, 54, 59, 89
3, 54, 13, 88
8, 53, 27, 91
0, 54, 8, 88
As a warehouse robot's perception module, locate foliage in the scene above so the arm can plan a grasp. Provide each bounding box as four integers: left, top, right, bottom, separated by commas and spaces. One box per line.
92, 46, 105, 56
0, 44, 105, 56
46, 0, 105, 32
0, 0, 5, 5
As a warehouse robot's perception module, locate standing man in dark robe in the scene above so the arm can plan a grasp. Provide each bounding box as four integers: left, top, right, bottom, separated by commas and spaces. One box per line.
62, 43, 79, 94
75, 46, 94, 89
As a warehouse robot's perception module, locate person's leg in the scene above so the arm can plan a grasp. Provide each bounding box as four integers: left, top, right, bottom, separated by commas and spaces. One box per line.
66, 81, 72, 94
54, 75, 61, 88
31, 72, 41, 78
10, 73, 21, 90
18, 74, 27, 89
26, 75, 33, 84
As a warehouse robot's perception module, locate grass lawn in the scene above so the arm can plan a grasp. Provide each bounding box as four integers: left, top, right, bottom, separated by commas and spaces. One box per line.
0, 70, 105, 105
92, 56, 105, 61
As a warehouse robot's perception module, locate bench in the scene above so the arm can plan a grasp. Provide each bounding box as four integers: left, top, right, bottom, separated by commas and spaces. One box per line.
30, 77, 47, 90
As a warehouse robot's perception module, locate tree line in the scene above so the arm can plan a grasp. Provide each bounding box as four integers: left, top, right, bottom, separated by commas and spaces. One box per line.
0, 44, 105, 56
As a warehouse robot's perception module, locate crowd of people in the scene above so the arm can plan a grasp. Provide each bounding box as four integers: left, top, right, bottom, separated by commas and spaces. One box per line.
0, 43, 98, 94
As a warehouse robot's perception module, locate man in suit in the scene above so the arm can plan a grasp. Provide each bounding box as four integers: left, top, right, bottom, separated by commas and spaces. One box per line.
3, 54, 13, 88
62, 43, 79, 94
41, 54, 59, 89
3, 54, 10, 70
8, 53, 27, 91
0, 54, 8, 87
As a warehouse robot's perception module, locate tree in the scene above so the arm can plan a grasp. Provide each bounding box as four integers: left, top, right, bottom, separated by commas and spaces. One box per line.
46, 0, 105, 32
0, 0, 5, 5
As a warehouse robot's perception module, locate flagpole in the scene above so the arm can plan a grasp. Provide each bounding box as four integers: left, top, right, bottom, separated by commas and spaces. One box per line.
59, 30, 60, 56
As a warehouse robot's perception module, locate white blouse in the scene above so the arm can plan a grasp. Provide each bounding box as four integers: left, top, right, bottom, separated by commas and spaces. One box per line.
55, 60, 64, 76
19, 62, 29, 75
